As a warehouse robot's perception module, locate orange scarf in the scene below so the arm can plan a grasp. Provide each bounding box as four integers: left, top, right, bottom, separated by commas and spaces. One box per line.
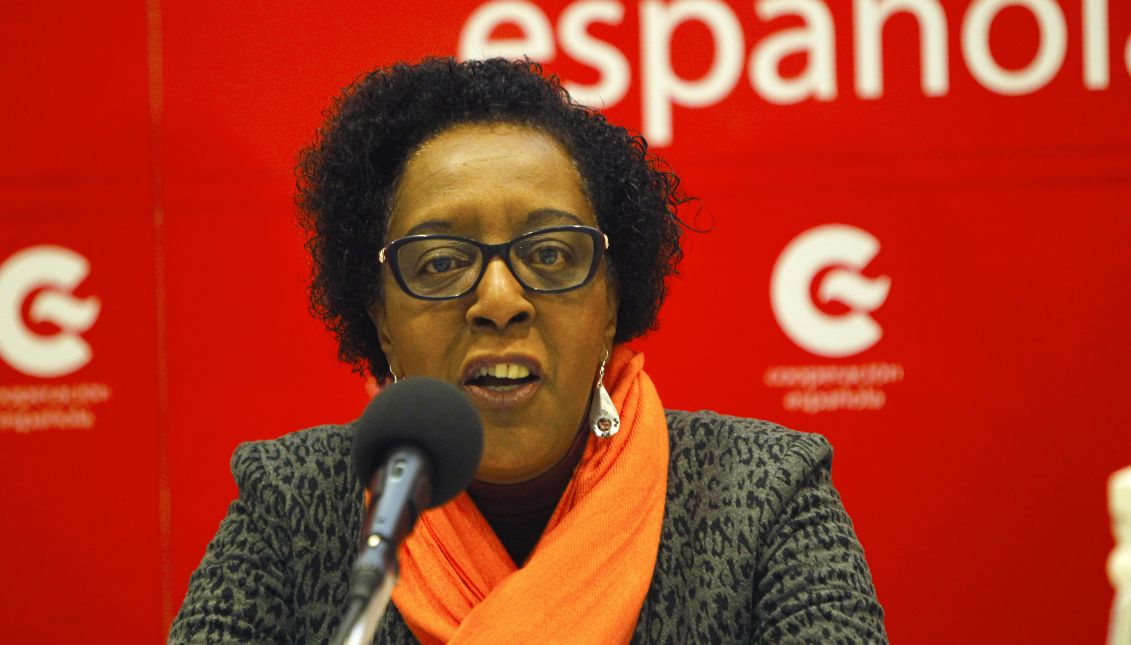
390, 346, 669, 644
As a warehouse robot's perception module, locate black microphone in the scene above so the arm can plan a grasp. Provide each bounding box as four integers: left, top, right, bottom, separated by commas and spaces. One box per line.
334, 377, 483, 645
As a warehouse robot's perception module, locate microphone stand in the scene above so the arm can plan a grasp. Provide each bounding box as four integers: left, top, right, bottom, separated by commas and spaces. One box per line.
332, 447, 432, 645
334, 541, 397, 645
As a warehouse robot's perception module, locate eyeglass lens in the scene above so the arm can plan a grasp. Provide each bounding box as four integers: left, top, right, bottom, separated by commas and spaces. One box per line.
393, 229, 597, 298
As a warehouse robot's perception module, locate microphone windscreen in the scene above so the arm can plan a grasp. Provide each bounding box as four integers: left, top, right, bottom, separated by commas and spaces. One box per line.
351, 377, 483, 507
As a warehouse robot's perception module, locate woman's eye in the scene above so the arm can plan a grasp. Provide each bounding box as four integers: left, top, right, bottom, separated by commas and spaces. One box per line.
526, 243, 572, 268
416, 251, 471, 275
427, 257, 454, 273
536, 247, 561, 265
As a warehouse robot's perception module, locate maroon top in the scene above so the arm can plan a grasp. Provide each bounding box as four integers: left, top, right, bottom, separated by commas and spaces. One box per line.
467, 427, 590, 567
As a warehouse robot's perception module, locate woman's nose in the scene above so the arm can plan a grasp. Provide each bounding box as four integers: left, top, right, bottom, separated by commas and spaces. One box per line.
466, 257, 534, 331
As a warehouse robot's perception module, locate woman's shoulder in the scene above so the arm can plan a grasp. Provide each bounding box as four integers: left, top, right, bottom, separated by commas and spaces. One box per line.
661, 409, 836, 515
225, 424, 359, 505
171, 424, 364, 643
663, 409, 832, 470
231, 423, 354, 468
647, 410, 886, 643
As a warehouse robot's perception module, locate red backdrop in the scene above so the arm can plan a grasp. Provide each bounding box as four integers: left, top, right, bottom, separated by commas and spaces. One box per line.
2, 1, 1130, 642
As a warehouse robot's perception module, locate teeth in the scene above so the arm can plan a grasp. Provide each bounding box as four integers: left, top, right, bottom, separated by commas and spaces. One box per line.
474, 363, 532, 380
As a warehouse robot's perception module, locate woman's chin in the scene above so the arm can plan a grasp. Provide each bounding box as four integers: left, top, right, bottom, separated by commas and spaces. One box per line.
473, 427, 566, 484
472, 459, 545, 484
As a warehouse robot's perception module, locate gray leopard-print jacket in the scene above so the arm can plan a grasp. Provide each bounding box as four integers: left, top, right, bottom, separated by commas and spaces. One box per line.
170, 410, 887, 644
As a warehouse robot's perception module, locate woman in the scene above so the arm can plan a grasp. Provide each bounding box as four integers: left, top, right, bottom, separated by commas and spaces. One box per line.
171, 58, 886, 643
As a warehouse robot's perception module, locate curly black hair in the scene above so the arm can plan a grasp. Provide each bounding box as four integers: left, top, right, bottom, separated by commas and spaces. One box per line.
296, 57, 688, 380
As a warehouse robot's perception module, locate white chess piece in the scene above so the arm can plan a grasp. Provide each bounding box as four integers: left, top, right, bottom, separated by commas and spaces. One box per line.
1109, 466, 1131, 645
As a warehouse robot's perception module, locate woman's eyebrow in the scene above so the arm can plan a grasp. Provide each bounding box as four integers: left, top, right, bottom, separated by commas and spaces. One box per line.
402, 210, 582, 237
526, 209, 583, 227
404, 219, 454, 236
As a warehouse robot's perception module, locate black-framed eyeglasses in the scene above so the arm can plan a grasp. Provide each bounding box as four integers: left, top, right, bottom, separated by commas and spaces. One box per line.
378, 225, 610, 300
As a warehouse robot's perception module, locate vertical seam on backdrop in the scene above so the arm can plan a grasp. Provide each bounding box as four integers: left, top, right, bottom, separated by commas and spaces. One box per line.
146, 0, 172, 635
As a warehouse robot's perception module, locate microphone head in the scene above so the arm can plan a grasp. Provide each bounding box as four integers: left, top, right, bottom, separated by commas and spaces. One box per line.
352, 377, 483, 507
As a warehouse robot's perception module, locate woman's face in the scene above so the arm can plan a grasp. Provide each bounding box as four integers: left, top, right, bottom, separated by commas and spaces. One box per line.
369, 123, 617, 484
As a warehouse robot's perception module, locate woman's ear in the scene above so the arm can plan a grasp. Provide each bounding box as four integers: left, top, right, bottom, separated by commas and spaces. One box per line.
603, 278, 619, 350
368, 302, 397, 375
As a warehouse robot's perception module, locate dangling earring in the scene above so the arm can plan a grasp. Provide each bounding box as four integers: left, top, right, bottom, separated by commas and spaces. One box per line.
588, 349, 620, 439
390, 368, 400, 384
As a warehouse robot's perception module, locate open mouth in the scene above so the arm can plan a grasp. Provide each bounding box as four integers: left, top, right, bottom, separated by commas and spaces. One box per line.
464, 363, 541, 391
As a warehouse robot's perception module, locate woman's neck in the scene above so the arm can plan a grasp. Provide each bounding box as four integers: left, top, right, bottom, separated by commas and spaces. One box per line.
467, 425, 589, 566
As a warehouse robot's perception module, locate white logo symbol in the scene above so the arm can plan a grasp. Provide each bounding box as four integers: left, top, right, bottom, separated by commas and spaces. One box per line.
770, 224, 890, 358
0, 245, 100, 377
